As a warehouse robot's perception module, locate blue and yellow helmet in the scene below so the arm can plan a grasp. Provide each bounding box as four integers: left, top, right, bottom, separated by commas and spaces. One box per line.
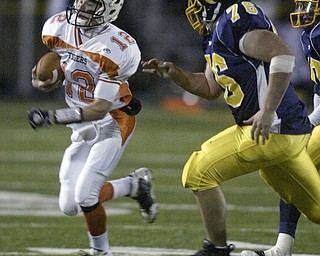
186, 0, 238, 36
290, 0, 320, 28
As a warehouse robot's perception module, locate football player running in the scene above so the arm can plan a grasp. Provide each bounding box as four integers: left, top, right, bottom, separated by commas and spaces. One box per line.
29, 0, 158, 255
241, 1, 320, 256
142, 0, 320, 255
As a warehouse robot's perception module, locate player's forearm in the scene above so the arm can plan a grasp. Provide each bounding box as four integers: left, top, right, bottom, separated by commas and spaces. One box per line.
28, 99, 112, 130
262, 72, 292, 112
81, 106, 108, 121
80, 98, 112, 121
170, 66, 221, 100
49, 106, 107, 124
142, 58, 222, 100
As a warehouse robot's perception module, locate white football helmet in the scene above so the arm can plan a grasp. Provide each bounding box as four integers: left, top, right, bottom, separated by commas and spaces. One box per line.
66, 0, 124, 28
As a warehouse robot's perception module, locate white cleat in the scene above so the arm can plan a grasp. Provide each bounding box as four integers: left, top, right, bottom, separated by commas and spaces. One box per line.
79, 249, 113, 255
129, 167, 158, 223
241, 246, 291, 256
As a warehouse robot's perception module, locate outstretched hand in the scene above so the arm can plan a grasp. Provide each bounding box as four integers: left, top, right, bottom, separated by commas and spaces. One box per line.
243, 109, 275, 145
141, 59, 177, 79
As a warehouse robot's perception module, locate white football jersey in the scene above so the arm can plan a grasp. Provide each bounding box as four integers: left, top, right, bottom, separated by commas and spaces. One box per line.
41, 12, 141, 123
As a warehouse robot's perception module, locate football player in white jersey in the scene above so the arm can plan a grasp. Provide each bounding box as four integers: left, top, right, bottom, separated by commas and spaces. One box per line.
28, 0, 158, 255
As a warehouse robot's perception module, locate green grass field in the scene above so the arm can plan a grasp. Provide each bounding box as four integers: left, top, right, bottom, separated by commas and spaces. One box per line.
0, 100, 319, 255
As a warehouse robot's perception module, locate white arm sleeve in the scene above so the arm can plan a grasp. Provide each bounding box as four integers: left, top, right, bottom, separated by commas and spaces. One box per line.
308, 94, 320, 126
94, 79, 120, 103
239, 33, 248, 55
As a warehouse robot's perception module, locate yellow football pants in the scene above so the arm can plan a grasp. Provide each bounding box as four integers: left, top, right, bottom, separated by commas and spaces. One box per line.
182, 125, 320, 224
307, 125, 320, 167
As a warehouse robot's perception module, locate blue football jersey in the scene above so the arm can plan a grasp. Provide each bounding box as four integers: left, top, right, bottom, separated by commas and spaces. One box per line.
203, 1, 311, 134
301, 23, 320, 96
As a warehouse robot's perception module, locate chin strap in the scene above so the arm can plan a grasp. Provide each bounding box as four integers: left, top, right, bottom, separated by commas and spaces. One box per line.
203, 2, 222, 34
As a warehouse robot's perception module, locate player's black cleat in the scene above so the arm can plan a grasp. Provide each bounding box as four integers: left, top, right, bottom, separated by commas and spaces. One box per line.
193, 239, 234, 256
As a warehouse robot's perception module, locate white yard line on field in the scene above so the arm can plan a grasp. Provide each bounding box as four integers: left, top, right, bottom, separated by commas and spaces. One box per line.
0, 191, 279, 217
0, 191, 130, 217
0, 151, 188, 164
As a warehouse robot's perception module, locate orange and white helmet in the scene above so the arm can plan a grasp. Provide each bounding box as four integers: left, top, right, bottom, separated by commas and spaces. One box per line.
290, 0, 320, 28
66, 0, 124, 28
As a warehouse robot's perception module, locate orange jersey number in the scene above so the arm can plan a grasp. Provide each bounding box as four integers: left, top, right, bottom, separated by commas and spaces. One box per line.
66, 70, 95, 103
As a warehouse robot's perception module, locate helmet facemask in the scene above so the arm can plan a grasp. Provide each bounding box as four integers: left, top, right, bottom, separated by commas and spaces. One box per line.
66, 0, 124, 29
290, 0, 320, 28
186, 0, 223, 36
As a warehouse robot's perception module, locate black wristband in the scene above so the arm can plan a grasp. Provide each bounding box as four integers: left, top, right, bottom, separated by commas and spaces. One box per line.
120, 97, 142, 116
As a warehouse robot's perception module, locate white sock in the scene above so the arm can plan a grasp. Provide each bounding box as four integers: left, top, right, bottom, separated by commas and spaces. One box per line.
275, 233, 294, 253
109, 177, 131, 199
88, 230, 109, 252
87, 232, 94, 248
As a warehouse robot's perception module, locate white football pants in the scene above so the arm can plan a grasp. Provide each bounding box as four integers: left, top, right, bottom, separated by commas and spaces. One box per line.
58, 121, 133, 216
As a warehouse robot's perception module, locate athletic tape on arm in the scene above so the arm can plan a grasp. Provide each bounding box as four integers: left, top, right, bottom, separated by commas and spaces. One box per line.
53, 107, 83, 124
239, 33, 248, 55
269, 55, 295, 74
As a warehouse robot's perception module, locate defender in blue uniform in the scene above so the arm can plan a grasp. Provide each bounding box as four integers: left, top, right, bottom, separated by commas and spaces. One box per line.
203, 2, 310, 133
142, 1, 320, 255
242, 1, 320, 255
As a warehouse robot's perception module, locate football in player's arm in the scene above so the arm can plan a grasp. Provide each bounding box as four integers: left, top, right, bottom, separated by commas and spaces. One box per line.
28, 1, 157, 255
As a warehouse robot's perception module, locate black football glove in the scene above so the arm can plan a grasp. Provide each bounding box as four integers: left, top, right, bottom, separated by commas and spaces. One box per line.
28, 108, 53, 129
120, 97, 142, 116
